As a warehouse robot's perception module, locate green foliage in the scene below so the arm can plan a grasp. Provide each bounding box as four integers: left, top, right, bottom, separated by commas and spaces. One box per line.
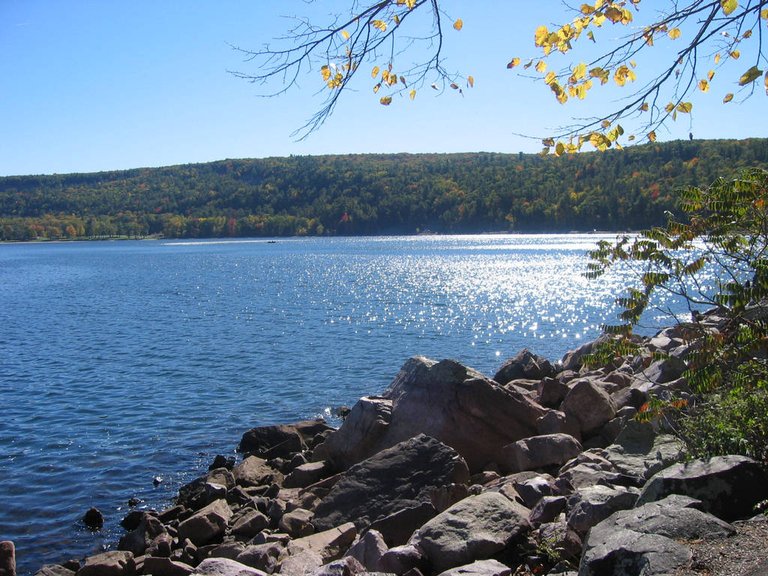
1, 139, 766, 241
588, 166, 768, 462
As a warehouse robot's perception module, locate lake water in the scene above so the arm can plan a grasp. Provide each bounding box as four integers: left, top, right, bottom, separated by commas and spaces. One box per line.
0, 234, 680, 573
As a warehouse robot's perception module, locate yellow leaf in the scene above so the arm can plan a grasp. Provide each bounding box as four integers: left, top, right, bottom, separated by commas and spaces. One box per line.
340, 30, 350, 40
676, 102, 693, 113
409, 89, 416, 100
467, 75, 475, 88
555, 142, 566, 156
453, 18, 463, 31
601, 119, 611, 128
604, 6, 623, 23
507, 57, 521, 69
542, 137, 555, 147
613, 64, 636, 86
394, 14, 400, 25
406, 0, 416, 8
743, 30, 752, 39
665, 102, 675, 113
534, 25, 550, 46
720, 0, 738, 16
714, 53, 721, 64
371, 65, 380, 79
544, 71, 557, 85
762, 7, 768, 19
739, 65, 763, 85
373, 83, 380, 93
708, 70, 715, 81
628, 134, 636, 141
570, 62, 587, 82
379, 96, 392, 106
639, 102, 649, 112
723, 92, 734, 103
648, 130, 657, 142
536, 60, 547, 73
698, 79, 709, 92
765, 71, 768, 91
321, 65, 331, 82
730, 50, 741, 59
587, 30, 595, 42
668, 28, 682, 39
372, 19, 387, 31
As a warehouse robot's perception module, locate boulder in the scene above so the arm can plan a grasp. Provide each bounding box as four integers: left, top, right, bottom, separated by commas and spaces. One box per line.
76, 551, 135, 576
368, 501, 437, 546
82, 508, 104, 530
410, 491, 531, 573
436, 559, 511, 576
287, 522, 357, 564
231, 509, 270, 539
378, 544, 426, 575
118, 512, 167, 556
277, 550, 324, 576
141, 557, 193, 576
561, 380, 616, 437
284, 461, 330, 489
279, 508, 315, 538
494, 349, 554, 384
599, 420, 684, 482
238, 420, 333, 459
566, 485, 639, 535
319, 358, 546, 472
233, 456, 283, 488
177, 499, 233, 546
0, 542, 15, 576
500, 434, 582, 474
529, 496, 567, 527
35, 566, 74, 576
191, 558, 267, 576
312, 435, 469, 532
637, 454, 768, 521
235, 542, 286, 573
345, 529, 388, 571
308, 557, 365, 576
579, 495, 735, 575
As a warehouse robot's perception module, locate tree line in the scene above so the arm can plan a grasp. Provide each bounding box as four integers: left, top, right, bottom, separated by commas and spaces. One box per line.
1, 138, 766, 241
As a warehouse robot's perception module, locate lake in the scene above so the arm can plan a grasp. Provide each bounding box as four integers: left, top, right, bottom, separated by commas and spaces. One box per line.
0, 234, 678, 574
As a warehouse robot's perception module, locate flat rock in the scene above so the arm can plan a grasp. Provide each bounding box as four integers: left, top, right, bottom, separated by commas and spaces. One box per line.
312, 434, 469, 532
233, 456, 284, 488
410, 491, 531, 573
566, 485, 639, 535
436, 559, 511, 576
600, 420, 684, 481
142, 557, 194, 576
287, 522, 357, 563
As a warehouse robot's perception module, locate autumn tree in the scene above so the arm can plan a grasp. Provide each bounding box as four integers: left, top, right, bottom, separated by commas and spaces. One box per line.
233, 0, 767, 147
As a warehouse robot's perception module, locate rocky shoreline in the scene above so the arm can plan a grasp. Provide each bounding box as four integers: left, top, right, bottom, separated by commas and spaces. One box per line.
4, 311, 768, 576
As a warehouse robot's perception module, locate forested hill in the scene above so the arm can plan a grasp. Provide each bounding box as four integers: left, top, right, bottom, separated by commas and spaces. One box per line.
1, 138, 766, 240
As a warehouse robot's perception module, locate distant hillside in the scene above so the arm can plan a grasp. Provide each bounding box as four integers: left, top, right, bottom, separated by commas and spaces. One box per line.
1, 138, 766, 240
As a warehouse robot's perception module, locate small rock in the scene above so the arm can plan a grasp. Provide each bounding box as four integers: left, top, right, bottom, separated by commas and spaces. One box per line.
82, 507, 104, 531
0, 541, 15, 576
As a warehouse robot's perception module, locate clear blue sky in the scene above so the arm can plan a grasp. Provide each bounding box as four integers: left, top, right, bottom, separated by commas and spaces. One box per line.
2, 1, 766, 176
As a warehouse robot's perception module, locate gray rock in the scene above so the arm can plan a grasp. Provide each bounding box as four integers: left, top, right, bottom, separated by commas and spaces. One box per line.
579, 495, 735, 576
77, 551, 135, 576
177, 499, 233, 546
35, 566, 74, 576
511, 475, 554, 508
410, 492, 531, 573
435, 559, 511, 576
231, 509, 270, 539
566, 485, 639, 535
528, 496, 567, 527
141, 557, 194, 576
278, 550, 324, 576
368, 502, 437, 547
233, 457, 283, 488
287, 522, 358, 564
637, 454, 768, 521
192, 557, 268, 576
309, 557, 365, 576
346, 530, 388, 572
500, 434, 582, 473
284, 461, 330, 489
238, 420, 333, 459
118, 512, 167, 556
600, 420, 684, 481
561, 380, 616, 437
235, 542, 286, 573
279, 508, 315, 538
535, 377, 569, 408
319, 358, 546, 472
312, 435, 469, 532
494, 349, 554, 384
378, 544, 425, 575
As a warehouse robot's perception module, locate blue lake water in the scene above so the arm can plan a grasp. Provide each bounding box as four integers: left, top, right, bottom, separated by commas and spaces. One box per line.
0, 234, 682, 573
